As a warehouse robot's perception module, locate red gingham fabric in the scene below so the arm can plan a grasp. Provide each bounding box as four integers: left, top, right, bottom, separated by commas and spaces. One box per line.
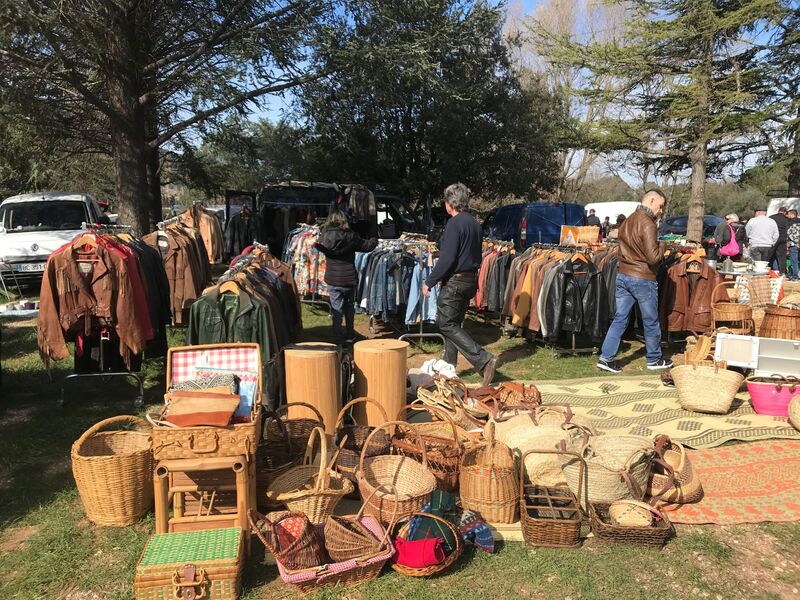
169, 344, 260, 385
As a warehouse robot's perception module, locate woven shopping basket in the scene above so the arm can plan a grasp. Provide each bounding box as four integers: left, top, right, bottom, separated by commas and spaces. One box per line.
71, 415, 153, 526
256, 409, 303, 510
324, 486, 398, 562
459, 421, 519, 523
520, 449, 584, 548
266, 426, 353, 523
334, 397, 391, 484
392, 512, 463, 577
672, 362, 744, 414
357, 421, 437, 525
248, 509, 327, 571
712, 281, 753, 335
646, 435, 703, 504
264, 402, 325, 450
589, 502, 672, 548
790, 396, 800, 431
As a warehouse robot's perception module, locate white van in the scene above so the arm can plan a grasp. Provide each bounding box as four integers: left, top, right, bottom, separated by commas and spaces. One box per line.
767, 197, 800, 216
583, 201, 640, 225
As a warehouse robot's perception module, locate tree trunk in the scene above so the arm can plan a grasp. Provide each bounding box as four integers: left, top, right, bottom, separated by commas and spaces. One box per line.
111, 124, 150, 236
789, 121, 800, 197
687, 141, 707, 242
146, 145, 162, 227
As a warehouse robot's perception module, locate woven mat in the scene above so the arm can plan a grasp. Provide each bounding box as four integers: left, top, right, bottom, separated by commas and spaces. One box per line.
662, 440, 800, 525
537, 376, 800, 448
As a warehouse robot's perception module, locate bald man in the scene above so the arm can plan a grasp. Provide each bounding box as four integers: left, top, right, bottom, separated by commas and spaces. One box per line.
598, 189, 671, 373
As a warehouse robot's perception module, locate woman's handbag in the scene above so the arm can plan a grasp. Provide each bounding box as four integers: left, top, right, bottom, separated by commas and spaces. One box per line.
719, 223, 740, 257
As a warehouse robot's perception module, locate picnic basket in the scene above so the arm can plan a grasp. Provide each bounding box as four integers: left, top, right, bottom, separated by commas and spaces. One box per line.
459, 421, 519, 523
71, 415, 153, 526
265, 427, 353, 523
334, 397, 391, 484
392, 512, 463, 577
672, 362, 744, 414
357, 421, 437, 525
134, 527, 243, 600
589, 502, 672, 548
256, 409, 303, 509
248, 510, 327, 571
520, 449, 584, 548
150, 343, 262, 461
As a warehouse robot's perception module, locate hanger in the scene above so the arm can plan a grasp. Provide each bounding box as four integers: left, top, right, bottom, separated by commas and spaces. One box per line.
571, 252, 589, 264
218, 280, 241, 295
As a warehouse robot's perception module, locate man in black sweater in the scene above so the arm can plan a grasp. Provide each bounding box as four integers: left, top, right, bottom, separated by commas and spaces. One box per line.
771, 206, 792, 275
423, 183, 497, 385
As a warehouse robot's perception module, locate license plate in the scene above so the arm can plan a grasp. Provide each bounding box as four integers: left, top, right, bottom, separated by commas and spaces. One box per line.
14, 262, 46, 272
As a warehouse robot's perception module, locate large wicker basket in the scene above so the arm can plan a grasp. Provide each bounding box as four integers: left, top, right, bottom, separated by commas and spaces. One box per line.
712, 281, 753, 335
256, 410, 303, 510
589, 502, 672, 548
759, 304, 800, 340
672, 362, 744, 414
264, 402, 325, 451
357, 421, 437, 526
335, 397, 390, 484
71, 415, 153, 526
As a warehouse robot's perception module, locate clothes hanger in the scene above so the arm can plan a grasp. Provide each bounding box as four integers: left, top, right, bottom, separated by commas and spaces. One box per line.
218, 280, 241, 295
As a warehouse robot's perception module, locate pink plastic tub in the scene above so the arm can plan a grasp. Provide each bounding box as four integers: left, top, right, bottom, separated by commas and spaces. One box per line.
746, 376, 800, 417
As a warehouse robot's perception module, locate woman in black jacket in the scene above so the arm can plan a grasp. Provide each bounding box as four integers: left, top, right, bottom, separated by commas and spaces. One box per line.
316, 210, 378, 346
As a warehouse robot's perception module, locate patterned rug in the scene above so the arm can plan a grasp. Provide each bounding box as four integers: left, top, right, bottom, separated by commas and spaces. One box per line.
536, 376, 800, 448
661, 440, 800, 525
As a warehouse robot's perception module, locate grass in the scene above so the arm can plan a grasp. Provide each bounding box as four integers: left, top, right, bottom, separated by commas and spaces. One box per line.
1, 307, 800, 599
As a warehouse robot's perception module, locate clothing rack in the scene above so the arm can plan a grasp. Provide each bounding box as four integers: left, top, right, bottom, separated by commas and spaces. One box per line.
398, 241, 445, 349
156, 215, 183, 230
81, 222, 134, 232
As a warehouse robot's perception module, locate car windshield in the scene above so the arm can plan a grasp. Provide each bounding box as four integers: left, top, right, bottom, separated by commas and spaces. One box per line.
0, 201, 87, 232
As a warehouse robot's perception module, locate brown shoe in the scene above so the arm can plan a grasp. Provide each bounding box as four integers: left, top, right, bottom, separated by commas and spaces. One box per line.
481, 357, 498, 387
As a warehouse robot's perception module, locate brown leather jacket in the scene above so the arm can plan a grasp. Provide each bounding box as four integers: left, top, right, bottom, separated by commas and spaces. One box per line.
38, 245, 147, 364
659, 261, 727, 333
618, 206, 662, 281
181, 206, 223, 263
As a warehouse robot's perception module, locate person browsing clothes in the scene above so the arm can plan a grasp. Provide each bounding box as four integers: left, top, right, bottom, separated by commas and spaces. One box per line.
315, 210, 378, 347
745, 209, 779, 263
597, 189, 671, 373
422, 183, 497, 386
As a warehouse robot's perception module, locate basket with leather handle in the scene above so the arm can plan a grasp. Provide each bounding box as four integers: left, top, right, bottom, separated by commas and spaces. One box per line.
672, 361, 744, 414
334, 397, 391, 484
416, 377, 486, 431
790, 396, 800, 431
646, 435, 703, 504
477, 382, 541, 422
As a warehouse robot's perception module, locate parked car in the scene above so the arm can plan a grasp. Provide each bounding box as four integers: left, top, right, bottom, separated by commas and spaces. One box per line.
658, 214, 723, 239
482, 202, 586, 248
0, 192, 107, 286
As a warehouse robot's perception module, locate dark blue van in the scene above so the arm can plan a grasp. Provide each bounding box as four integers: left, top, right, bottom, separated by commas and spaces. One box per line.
483, 202, 586, 248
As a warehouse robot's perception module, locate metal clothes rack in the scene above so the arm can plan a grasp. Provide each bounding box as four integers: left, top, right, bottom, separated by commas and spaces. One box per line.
156, 215, 183, 230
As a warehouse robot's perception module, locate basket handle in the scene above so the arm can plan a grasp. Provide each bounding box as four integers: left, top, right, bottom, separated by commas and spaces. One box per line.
432, 376, 461, 413
262, 409, 294, 454
73, 415, 150, 452
653, 434, 671, 457
301, 426, 329, 491
647, 457, 677, 506
276, 402, 325, 427
531, 404, 574, 427
520, 448, 586, 513
402, 512, 463, 555
711, 281, 734, 301
620, 470, 645, 501
334, 396, 388, 431
359, 420, 428, 473
247, 509, 280, 557
398, 403, 461, 448
355, 484, 399, 548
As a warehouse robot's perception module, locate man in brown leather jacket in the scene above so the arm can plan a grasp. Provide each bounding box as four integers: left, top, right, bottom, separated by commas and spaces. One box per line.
598, 189, 671, 373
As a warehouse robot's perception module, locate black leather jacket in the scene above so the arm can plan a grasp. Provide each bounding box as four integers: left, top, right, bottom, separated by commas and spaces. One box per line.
543, 259, 609, 342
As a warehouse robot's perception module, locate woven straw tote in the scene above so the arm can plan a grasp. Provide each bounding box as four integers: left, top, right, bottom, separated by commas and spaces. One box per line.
646, 435, 703, 504
672, 362, 744, 414
790, 396, 800, 431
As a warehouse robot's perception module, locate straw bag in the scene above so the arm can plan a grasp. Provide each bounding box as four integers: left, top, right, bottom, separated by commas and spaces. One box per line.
393, 405, 464, 492
266, 427, 353, 523
334, 397, 390, 484
459, 422, 519, 523
562, 434, 654, 508
672, 362, 744, 414
416, 377, 486, 431
256, 410, 304, 509
248, 510, 327, 571
324, 486, 397, 562
647, 435, 703, 504
264, 402, 325, 450
392, 512, 463, 577
790, 396, 800, 431
71, 415, 153, 526
478, 382, 541, 420
357, 421, 437, 525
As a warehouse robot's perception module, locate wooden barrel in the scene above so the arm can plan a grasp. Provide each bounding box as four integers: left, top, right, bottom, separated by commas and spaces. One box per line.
284, 342, 340, 435
353, 339, 409, 427
759, 304, 800, 340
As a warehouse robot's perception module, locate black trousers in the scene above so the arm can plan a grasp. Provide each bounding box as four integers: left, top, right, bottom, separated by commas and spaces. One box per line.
436, 273, 492, 371
772, 241, 788, 274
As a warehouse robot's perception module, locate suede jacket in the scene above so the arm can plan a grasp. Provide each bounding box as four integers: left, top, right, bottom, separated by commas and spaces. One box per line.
659, 260, 727, 333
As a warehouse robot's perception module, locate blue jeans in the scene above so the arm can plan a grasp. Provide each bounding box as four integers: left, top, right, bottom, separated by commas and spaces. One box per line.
790, 246, 800, 280
600, 274, 662, 364
327, 285, 355, 345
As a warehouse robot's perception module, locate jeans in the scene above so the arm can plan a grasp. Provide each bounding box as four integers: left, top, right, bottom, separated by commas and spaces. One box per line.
600, 273, 662, 364
436, 273, 492, 371
328, 285, 355, 345
790, 246, 800, 280
751, 246, 773, 262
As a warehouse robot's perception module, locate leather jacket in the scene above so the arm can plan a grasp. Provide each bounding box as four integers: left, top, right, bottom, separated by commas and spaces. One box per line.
618, 206, 662, 281
659, 260, 727, 333
543, 259, 609, 341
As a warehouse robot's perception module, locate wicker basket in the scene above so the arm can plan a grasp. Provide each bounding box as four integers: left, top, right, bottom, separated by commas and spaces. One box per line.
393, 405, 464, 492
759, 304, 800, 340
266, 427, 353, 523
790, 396, 800, 431
335, 397, 390, 484
712, 281, 753, 334
646, 435, 703, 504
392, 512, 463, 577
478, 382, 541, 421
589, 502, 672, 548
264, 402, 325, 451
416, 377, 485, 431
357, 421, 437, 526
256, 410, 304, 510
520, 449, 584, 548
672, 362, 745, 414
459, 421, 519, 523
324, 486, 396, 562
71, 415, 153, 526
248, 510, 327, 571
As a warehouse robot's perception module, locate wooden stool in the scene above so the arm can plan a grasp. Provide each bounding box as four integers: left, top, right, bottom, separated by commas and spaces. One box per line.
153, 455, 256, 549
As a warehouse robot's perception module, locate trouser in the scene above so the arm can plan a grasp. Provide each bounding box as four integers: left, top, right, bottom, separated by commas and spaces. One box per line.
327, 285, 355, 345
790, 246, 800, 280
750, 246, 773, 262
436, 273, 492, 371
772, 241, 788, 274
600, 273, 662, 364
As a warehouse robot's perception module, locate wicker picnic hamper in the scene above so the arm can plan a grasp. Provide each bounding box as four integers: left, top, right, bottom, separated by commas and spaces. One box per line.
266, 427, 353, 523
393, 405, 465, 491
324, 487, 397, 562
790, 396, 800, 430
150, 344, 262, 461
334, 397, 391, 484
71, 415, 153, 527
759, 304, 800, 340
357, 421, 437, 525
264, 402, 325, 450
416, 377, 485, 431
256, 410, 303, 510
134, 527, 243, 600
459, 421, 519, 523
672, 362, 744, 414
392, 512, 463, 577
589, 502, 672, 548
646, 435, 703, 504
248, 510, 327, 571
746, 375, 800, 417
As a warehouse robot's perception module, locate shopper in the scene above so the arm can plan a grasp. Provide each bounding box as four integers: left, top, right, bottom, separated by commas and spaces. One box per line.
601, 216, 611, 238
787, 209, 800, 281
586, 209, 601, 227
713, 213, 747, 261
597, 189, 671, 373
316, 210, 378, 347
770, 206, 792, 274
606, 214, 626, 241
422, 183, 497, 386
745, 209, 779, 263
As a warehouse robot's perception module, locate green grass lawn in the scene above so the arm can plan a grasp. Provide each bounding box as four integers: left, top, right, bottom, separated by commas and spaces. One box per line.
1, 307, 799, 599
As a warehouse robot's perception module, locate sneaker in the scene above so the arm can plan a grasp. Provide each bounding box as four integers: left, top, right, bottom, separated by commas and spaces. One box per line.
597, 359, 622, 373
647, 358, 673, 370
